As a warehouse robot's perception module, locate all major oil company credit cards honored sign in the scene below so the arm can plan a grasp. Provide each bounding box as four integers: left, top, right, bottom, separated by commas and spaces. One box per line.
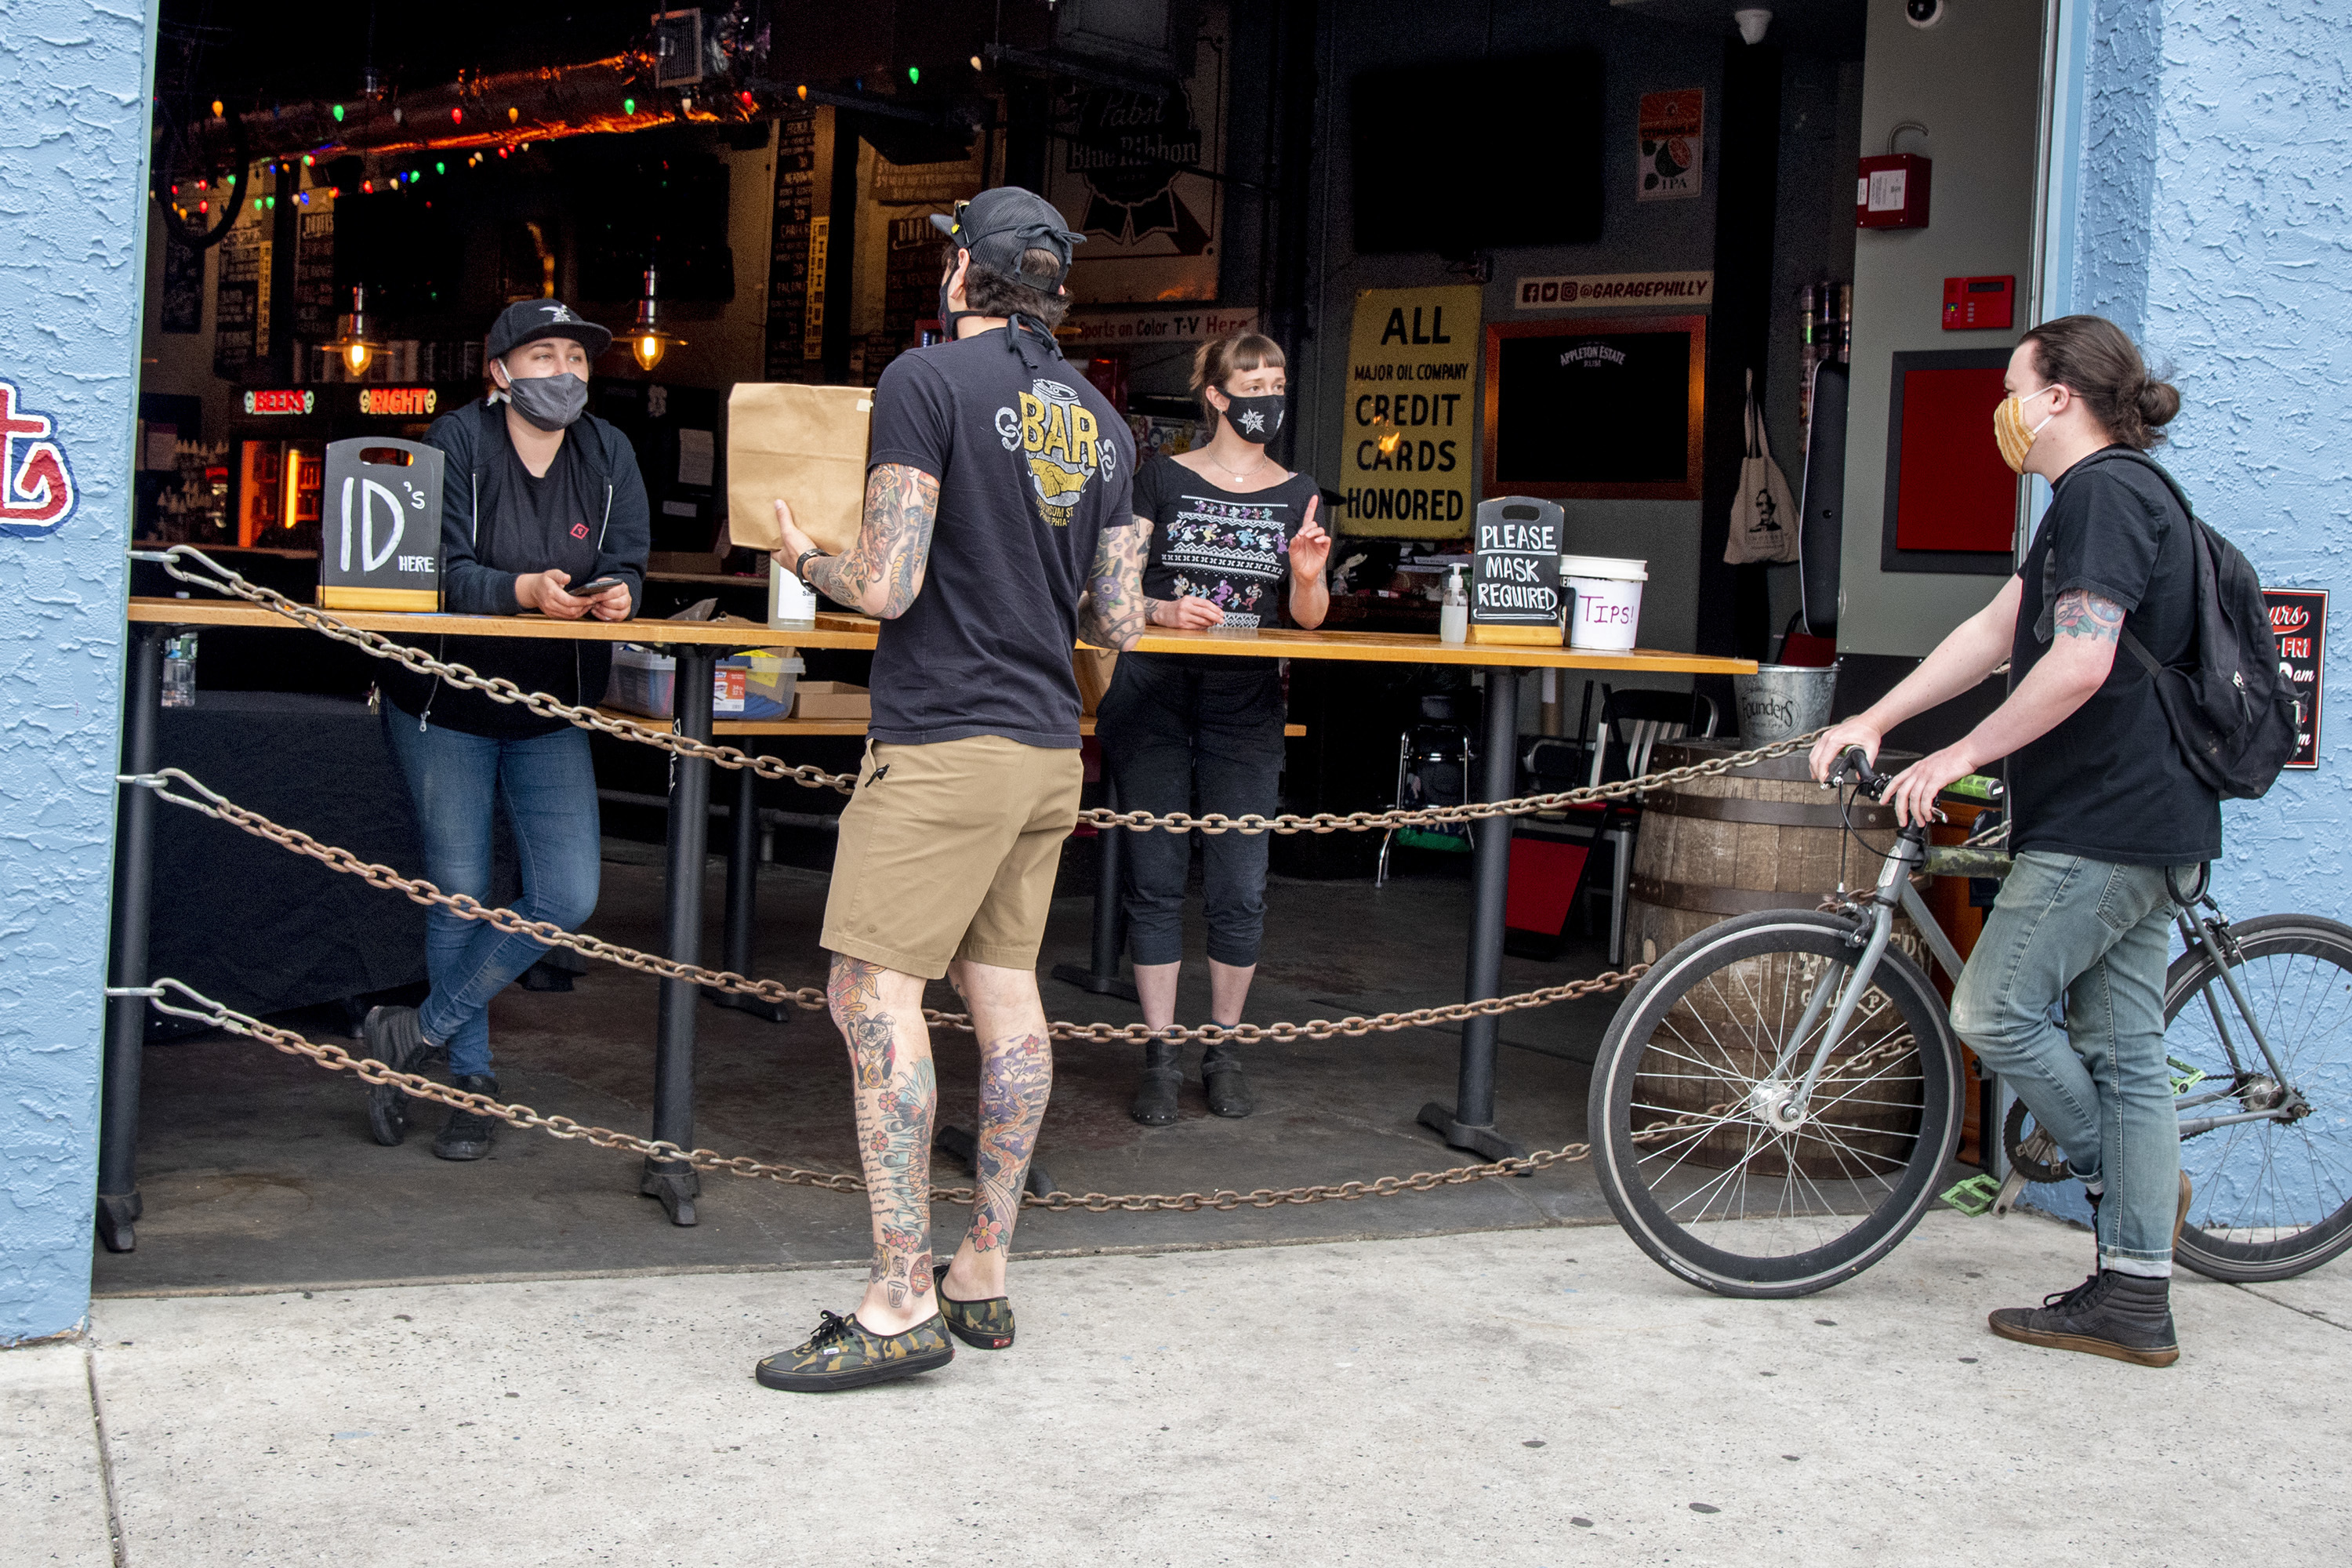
1339, 285, 1481, 539
2264, 587, 2327, 769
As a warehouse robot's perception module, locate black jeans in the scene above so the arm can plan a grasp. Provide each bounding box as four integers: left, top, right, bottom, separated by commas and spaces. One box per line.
1098, 653, 1286, 968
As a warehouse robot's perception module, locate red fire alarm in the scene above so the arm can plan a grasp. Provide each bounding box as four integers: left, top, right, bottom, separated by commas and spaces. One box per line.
1943, 275, 2016, 330
1857, 153, 1932, 230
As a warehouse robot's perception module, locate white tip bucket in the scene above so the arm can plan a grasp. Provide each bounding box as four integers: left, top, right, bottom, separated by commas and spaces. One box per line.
1560, 555, 1648, 652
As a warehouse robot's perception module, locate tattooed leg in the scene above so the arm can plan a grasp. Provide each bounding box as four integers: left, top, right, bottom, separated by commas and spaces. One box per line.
943, 960, 1054, 1301
828, 953, 939, 1333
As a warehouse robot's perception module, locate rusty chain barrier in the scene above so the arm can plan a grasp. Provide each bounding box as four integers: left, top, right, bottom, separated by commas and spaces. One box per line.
135, 545, 1824, 834
122, 978, 1617, 1210
117, 546, 1882, 1216
119, 767, 1650, 1045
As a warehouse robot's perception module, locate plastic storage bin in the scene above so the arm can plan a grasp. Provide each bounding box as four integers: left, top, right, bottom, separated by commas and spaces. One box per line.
605, 646, 804, 720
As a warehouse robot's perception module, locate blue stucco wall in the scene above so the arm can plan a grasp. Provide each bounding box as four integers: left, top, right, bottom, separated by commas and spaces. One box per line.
2021, 0, 2352, 1228
0, 2, 156, 1344
2125, 0, 2352, 925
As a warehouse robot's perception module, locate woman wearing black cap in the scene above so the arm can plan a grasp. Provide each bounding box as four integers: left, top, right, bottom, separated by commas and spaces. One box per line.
360, 299, 649, 1162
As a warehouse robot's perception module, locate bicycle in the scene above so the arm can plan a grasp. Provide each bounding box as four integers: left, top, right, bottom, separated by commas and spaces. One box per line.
1587, 746, 2352, 1298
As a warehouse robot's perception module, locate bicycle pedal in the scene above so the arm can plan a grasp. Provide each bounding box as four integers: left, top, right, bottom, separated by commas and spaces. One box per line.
1939, 1174, 2002, 1217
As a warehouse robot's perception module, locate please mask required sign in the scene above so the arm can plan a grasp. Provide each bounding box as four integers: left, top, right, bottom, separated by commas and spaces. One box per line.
1471, 495, 1564, 641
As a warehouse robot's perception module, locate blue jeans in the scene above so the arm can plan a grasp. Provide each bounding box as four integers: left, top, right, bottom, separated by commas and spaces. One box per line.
381, 708, 601, 1076
1949, 850, 2189, 1277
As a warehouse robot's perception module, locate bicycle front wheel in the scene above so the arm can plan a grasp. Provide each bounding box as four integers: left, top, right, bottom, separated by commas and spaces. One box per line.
2166, 913, 2352, 1283
1590, 910, 1965, 1298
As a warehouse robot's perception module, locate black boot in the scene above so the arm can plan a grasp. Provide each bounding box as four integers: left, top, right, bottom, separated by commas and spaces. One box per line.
431, 1074, 501, 1161
361, 1005, 428, 1146
1201, 1043, 1254, 1119
1988, 1270, 2179, 1367
1131, 1040, 1181, 1127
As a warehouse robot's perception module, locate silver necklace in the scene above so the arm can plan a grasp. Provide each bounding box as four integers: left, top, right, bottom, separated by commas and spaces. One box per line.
1206, 446, 1270, 485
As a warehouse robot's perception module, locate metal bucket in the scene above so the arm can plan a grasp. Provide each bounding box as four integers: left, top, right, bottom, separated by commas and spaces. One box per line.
1733, 661, 1840, 743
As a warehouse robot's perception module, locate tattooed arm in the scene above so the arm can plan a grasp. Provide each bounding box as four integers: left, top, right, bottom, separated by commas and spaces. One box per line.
1077, 521, 1152, 652
1873, 583, 2125, 827
770, 464, 940, 620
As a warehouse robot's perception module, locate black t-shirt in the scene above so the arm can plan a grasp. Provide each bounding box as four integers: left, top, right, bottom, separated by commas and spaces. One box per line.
2008, 448, 2222, 866
384, 409, 622, 738
863, 328, 1138, 748
1132, 456, 1319, 630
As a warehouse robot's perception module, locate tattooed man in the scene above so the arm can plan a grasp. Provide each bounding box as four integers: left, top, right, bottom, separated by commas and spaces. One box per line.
760, 187, 1145, 1392
1810, 316, 2212, 1368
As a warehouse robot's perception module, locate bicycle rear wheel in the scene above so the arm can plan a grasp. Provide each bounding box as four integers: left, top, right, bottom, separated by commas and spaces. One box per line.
1590, 910, 1964, 1298
2165, 913, 2352, 1283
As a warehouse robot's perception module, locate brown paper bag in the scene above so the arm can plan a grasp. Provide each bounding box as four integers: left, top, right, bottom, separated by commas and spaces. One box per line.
725, 383, 876, 556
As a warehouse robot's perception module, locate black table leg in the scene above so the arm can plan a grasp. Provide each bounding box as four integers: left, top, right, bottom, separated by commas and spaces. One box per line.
706, 757, 791, 1022
97, 624, 165, 1253
643, 646, 713, 1225
1419, 665, 1530, 1162
1051, 775, 1138, 1001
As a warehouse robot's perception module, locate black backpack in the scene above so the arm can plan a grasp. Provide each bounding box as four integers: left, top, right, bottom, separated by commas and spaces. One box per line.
2054, 448, 2299, 800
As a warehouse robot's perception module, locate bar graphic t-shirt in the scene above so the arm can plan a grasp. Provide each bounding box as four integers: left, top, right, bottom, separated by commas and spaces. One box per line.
1133, 456, 1319, 630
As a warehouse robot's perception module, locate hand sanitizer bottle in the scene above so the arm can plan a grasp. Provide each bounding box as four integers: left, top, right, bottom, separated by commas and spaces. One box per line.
1439, 564, 1469, 644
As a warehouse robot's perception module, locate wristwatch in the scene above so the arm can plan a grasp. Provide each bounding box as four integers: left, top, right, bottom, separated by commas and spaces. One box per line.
792, 546, 826, 583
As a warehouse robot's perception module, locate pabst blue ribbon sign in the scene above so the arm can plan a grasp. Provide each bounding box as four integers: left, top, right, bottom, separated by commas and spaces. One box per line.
0, 379, 78, 538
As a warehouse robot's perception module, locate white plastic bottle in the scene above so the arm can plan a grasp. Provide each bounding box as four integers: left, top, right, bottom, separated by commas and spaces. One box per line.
1439, 564, 1469, 644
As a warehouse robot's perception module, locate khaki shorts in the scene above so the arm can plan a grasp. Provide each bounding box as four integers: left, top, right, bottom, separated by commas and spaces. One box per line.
820, 735, 1085, 980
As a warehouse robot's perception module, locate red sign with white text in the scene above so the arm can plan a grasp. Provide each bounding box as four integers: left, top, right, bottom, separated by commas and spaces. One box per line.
0, 379, 76, 537
2264, 587, 2326, 769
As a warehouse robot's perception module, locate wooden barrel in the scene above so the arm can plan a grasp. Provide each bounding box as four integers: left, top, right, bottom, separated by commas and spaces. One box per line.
1621, 740, 1925, 1179
1624, 740, 1902, 966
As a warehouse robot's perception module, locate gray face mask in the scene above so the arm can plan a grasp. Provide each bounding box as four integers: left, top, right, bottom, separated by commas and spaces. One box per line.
503, 370, 589, 431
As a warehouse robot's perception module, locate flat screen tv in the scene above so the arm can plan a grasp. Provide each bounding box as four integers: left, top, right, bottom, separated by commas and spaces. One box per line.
1349, 51, 1604, 255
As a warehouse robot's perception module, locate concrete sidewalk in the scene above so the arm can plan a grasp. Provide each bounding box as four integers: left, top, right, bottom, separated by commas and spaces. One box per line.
14, 1210, 2351, 1566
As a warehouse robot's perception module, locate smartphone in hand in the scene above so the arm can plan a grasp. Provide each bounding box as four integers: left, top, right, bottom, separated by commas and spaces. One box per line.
572, 575, 626, 598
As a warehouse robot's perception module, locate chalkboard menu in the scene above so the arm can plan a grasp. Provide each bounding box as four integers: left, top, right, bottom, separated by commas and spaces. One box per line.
1470, 495, 1563, 643
1483, 315, 1706, 500
2265, 587, 2327, 769
764, 113, 821, 383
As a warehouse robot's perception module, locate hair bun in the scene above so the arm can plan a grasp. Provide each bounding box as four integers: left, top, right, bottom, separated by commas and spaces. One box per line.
2138, 377, 2181, 428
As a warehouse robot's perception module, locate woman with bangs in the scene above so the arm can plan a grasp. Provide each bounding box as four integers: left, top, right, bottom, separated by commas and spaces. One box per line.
1100, 332, 1332, 1127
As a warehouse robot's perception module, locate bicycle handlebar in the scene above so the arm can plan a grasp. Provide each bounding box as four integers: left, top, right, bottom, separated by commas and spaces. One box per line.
1833, 746, 1890, 800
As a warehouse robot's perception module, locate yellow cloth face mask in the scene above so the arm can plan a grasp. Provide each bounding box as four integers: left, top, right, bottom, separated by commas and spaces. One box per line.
1993, 383, 2063, 474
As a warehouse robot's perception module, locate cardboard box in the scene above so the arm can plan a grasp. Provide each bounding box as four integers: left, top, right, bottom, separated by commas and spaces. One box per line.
793, 681, 872, 720
726, 383, 875, 556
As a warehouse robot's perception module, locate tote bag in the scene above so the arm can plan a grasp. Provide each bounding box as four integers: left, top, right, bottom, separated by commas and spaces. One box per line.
1725, 368, 1799, 564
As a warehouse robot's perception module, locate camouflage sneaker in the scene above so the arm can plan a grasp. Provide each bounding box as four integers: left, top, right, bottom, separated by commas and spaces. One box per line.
755, 1309, 953, 1392
932, 1263, 1015, 1351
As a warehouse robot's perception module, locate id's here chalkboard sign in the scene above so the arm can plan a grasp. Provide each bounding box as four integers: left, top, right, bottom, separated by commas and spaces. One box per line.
320, 437, 444, 611
1470, 495, 1563, 644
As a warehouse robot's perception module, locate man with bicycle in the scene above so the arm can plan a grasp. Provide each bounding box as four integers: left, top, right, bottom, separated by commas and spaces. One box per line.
1811, 316, 2208, 1367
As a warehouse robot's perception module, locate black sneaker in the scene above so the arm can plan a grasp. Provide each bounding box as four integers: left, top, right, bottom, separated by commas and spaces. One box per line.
931, 1263, 1015, 1351
431, 1074, 501, 1161
755, 1309, 954, 1392
361, 1005, 428, 1146
1987, 1269, 2180, 1367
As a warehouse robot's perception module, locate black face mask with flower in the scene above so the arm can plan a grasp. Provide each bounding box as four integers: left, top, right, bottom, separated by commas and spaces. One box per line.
1219, 394, 1286, 445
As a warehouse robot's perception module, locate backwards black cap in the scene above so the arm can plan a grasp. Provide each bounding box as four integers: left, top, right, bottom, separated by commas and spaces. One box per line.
928, 186, 1084, 291
485, 298, 614, 361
